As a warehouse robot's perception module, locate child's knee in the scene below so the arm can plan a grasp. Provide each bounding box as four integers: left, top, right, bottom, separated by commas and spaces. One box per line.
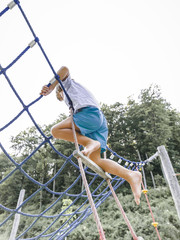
51, 126, 57, 138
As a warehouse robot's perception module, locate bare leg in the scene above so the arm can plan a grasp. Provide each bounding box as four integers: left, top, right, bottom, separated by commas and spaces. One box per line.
89, 149, 142, 205
51, 117, 100, 156
52, 118, 142, 204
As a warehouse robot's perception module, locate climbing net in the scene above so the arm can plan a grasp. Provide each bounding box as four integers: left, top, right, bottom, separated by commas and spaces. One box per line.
0, 1, 145, 239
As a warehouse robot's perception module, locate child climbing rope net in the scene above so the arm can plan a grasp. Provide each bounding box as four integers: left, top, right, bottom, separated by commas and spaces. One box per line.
0, 1, 147, 239
40, 66, 142, 206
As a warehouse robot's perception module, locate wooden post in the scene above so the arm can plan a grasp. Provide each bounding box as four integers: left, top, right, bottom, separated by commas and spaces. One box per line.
40, 176, 44, 210
157, 146, 180, 220
137, 150, 147, 189
52, 163, 56, 200
145, 153, 156, 189
9, 189, 25, 240
150, 171, 156, 189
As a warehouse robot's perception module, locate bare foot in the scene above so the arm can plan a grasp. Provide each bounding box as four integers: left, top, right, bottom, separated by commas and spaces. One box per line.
81, 140, 100, 157
129, 171, 142, 205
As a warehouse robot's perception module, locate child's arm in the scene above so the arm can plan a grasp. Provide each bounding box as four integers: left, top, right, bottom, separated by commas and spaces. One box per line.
40, 80, 58, 96
40, 66, 69, 96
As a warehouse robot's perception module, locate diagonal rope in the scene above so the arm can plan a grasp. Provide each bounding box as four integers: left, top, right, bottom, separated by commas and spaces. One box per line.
141, 180, 162, 240
70, 108, 106, 240
103, 152, 141, 240
70, 107, 143, 240
107, 179, 139, 240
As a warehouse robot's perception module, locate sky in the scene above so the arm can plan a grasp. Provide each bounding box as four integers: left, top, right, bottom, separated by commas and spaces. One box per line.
0, 0, 180, 151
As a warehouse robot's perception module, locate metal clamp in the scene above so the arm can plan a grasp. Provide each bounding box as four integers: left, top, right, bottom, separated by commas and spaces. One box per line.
28, 40, 36, 48
8, 1, 16, 9
49, 77, 56, 85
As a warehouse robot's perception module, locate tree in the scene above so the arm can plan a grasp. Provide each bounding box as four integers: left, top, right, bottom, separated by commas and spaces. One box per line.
7, 113, 81, 207
0, 153, 13, 180
101, 102, 132, 159
166, 109, 180, 173
126, 85, 172, 159
2, 84, 180, 210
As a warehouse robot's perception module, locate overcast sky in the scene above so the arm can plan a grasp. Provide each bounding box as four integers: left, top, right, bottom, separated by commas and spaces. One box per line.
0, 0, 180, 151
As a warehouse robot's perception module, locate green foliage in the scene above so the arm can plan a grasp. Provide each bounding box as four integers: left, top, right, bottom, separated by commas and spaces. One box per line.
1, 84, 180, 239
3, 187, 178, 240
70, 187, 180, 240
101, 84, 180, 181
126, 85, 171, 156
0, 211, 13, 240
102, 85, 173, 162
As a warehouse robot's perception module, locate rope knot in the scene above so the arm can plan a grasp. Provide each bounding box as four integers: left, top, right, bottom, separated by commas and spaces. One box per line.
35, 37, 39, 43
14, 0, 20, 5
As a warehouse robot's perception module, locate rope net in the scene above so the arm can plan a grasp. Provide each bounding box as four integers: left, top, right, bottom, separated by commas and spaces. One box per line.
0, 1, 144, 239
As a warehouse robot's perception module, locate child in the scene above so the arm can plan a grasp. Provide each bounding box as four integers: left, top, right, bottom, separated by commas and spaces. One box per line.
40, 66, 142, 205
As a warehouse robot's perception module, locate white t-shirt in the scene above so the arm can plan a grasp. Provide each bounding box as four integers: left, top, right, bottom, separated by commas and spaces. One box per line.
61, 75, 100, 112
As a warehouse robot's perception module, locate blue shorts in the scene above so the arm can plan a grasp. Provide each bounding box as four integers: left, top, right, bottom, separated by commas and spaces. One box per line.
73, 107, 108, 153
